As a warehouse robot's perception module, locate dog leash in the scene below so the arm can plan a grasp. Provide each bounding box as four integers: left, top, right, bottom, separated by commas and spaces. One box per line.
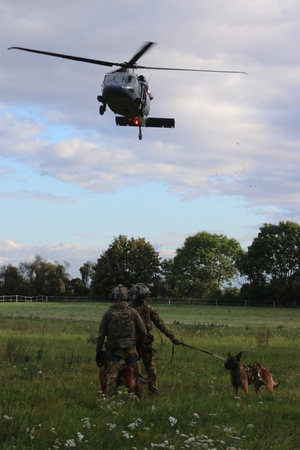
172, 342, 226, 361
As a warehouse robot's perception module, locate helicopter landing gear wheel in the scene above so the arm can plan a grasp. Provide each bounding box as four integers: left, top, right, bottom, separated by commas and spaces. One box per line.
99, 104, 106, 115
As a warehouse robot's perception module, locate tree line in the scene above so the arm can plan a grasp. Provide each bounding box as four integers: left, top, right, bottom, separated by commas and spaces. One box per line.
1, 221, 299, 304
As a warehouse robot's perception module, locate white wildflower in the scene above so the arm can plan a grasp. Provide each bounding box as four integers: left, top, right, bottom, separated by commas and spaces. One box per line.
168, 416, 177, 427
122, 430, 133, 439
184, 436, 195, 444
128, 418, 143, 430
77, 432, 84, 442
65, 438, 76, 447
81, 417, 91, 429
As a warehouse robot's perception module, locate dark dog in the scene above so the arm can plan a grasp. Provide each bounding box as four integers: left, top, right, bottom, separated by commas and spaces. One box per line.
99, 352, 153, 398
225, 352, 279, 398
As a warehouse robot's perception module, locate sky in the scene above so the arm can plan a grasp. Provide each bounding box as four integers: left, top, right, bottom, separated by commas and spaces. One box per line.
1, 0, 300, 281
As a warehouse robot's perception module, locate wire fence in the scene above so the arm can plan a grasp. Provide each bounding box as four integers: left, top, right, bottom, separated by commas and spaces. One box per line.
0, 295, 48, 302
0, 295, 299, 308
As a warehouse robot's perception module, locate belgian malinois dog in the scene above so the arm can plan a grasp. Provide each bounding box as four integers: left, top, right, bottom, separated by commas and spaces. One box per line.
224, 352, 279, 398
99, 352, 153, 397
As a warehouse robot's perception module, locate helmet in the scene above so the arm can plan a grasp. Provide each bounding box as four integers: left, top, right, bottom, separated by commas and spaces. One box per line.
110, 284, 128, 301
130, 283, 150, 302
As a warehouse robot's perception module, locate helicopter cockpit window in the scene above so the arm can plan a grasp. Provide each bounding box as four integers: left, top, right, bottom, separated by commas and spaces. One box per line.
104, 74, 116, 84
104, 73, 136, 85
119, 74, 135, 84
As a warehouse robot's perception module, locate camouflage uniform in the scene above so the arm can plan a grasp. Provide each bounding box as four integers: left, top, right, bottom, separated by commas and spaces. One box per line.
96, 286, 146, 397
129, 284, 180, 394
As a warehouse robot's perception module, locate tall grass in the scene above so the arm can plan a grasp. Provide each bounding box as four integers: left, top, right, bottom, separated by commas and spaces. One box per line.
0, 304, 299, 449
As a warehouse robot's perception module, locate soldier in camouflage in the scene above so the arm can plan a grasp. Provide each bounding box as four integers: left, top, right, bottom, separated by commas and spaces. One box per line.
96, 284, 147, 397
129, 283, 181, 394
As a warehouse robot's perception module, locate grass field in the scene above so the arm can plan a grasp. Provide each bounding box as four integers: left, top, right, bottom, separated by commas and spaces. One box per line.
0, 303, 299, 449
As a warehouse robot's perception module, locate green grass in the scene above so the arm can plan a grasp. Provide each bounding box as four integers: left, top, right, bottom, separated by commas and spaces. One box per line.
0, 303, 299, 449
1, 302, 299, 327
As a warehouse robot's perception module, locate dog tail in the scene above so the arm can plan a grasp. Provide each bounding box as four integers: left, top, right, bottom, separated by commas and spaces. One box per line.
134, 371, 154, 385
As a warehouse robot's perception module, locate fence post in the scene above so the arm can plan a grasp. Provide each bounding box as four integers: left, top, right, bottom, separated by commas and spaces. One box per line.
16, 295, 18, 303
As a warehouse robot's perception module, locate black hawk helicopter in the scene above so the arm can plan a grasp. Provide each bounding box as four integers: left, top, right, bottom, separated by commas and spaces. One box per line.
8, 42, 246, 140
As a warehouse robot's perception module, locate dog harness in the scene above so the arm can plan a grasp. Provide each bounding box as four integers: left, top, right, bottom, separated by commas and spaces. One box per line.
245, 362, 261, 383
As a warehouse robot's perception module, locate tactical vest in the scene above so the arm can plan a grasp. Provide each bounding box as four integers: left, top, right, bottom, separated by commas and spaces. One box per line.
106, 305, 136, 351
245, 363, 261, 383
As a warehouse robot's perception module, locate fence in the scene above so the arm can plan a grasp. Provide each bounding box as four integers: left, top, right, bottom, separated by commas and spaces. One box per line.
0, 295, 299, 308
161, 298, 300, 308
0, 295, 48, 302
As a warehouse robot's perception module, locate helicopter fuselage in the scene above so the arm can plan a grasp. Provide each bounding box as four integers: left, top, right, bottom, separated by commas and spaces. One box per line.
97, 70, 174, 138
100, 72, 151, 123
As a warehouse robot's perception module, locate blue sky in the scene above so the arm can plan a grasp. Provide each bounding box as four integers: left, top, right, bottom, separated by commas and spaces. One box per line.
1, 0, 300, 281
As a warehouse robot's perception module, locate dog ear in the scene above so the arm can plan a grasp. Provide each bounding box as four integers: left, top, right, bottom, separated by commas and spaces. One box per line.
228, 352, 231, 357
236, 352, 242, 360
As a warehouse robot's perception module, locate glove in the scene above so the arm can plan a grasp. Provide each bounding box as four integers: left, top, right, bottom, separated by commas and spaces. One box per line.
170, 336, 181, 345
96, 351, 103, 366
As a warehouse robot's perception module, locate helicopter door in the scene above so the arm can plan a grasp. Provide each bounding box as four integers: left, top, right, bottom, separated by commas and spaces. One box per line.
138, 84, 147, 116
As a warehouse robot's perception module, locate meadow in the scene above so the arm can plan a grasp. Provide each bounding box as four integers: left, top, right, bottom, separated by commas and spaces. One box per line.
0, 303, 299, 449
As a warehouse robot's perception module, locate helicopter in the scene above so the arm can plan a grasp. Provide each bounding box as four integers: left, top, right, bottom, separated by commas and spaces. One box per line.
8, 42, 246, 140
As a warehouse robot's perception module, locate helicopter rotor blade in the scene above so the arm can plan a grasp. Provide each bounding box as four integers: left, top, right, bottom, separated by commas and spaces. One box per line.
135, 64, 247, 74
111, 42, 155, 73
8, 47, 118, 68
8, 46, 246, 74
126, 41, 155, 67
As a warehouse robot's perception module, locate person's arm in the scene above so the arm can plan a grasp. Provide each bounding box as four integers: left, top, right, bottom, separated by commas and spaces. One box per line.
149, 306, 181, 344
95, 311, 109, 365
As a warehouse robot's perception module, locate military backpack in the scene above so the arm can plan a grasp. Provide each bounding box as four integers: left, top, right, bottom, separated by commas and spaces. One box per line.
106, 305, 136, 351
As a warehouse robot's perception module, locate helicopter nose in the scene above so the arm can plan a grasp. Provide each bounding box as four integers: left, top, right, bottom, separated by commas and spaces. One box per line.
103, 85, 132, 99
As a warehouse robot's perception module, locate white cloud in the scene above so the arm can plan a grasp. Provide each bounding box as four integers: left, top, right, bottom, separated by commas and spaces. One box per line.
0, 239, 98, 278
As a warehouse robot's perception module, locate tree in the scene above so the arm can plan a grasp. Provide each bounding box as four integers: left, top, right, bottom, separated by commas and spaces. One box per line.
0, 264, 25, 295
91, 235, 161, 297
239, 221, 300, 302
167, 232, 244, 299
19, 255, 71, 296
79, 261, 96, 289
69, 277, 88, 296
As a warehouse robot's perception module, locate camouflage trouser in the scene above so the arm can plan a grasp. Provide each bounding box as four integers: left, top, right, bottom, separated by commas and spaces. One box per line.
105, 359, 140, 397
141, 347, 158, 394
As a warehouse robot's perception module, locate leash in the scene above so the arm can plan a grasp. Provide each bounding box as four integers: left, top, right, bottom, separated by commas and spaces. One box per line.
171, 342, 226, 364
